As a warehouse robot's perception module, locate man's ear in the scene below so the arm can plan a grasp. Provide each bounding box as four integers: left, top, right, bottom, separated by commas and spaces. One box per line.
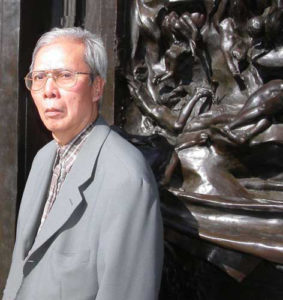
92, 76, 105, 103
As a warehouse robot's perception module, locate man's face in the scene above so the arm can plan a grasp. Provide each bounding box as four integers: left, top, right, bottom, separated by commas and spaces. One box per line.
31, 39, 104, 144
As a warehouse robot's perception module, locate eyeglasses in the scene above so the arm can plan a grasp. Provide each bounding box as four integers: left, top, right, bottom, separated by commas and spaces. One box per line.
24, 69, 94, 91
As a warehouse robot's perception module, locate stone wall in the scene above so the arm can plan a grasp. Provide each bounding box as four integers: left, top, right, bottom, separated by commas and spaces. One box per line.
0, 0, 20, 292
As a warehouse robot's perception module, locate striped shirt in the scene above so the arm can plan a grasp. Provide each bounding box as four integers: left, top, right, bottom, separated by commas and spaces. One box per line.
38, 122, 95, 232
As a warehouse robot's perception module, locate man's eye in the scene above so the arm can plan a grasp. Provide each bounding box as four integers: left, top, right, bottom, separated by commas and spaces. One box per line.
33, 73, 45, 81
58, 71, 73, 79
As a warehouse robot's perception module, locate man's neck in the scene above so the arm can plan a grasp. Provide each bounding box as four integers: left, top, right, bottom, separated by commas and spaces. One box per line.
53, 120, 98, 146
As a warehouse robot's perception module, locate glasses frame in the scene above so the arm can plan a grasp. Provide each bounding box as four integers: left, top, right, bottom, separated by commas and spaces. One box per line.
24, 69, 94, 91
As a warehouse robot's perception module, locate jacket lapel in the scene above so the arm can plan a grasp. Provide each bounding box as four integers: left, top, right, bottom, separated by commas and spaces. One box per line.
21, 142, 57, 257
28, 117, 111, 256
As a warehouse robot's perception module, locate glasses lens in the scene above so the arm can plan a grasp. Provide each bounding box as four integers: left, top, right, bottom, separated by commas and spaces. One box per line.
25, 70, 79, 91
25, 71, 47, 91
25, 74, 33, 90
56, 70, 76, 88
25, 73, 40, 91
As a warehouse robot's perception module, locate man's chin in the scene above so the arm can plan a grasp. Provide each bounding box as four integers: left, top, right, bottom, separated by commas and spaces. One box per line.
43, 121, 65, 133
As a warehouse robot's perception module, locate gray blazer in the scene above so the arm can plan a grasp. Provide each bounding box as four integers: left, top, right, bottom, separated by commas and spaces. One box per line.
3, 117, 163, 300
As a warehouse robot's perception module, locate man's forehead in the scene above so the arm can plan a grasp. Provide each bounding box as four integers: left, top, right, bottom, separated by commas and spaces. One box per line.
38, 38, 84, 53
33, 39, 86, 70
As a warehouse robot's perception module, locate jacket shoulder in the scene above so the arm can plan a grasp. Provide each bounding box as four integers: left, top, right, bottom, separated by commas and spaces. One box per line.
101, 129, 153, 183
33, 140, 56, 162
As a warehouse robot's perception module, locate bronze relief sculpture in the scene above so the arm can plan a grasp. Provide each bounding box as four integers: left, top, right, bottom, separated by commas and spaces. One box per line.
116, 0, 283, 298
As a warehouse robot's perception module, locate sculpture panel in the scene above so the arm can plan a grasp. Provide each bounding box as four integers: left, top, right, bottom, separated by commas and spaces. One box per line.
116, 0, 283, 297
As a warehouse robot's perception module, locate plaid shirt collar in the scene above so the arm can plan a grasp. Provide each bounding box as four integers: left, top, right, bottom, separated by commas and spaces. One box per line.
54, 121, 96, 173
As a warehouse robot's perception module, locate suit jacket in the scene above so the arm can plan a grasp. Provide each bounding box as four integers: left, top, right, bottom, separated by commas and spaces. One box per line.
3, 117, 164, 300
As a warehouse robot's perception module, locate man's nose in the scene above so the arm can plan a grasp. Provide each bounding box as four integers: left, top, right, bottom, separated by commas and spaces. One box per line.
43, 76, 59, 98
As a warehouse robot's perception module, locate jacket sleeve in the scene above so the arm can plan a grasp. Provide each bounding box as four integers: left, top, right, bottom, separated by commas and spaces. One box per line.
95, 175, 164, 300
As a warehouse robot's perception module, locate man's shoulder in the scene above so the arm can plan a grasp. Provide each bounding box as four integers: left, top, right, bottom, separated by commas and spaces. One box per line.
33, 140, 56, 161
101, 129, 153, 180
97, 129, 159, 203
104, 129, 146, 165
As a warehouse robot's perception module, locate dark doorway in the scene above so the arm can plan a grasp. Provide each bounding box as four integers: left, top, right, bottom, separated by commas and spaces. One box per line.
18, 0, 87, 212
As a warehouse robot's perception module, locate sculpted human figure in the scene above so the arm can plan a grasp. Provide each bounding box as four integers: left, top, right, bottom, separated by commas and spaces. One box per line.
219, 17, 249, 89
131, 0, 167, 102
218, 79, 283, 144
128, 77, 213, 134
153, 10, 210, 85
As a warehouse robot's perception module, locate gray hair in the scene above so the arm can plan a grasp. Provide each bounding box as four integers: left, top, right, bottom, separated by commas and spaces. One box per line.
30, 27, 108, 81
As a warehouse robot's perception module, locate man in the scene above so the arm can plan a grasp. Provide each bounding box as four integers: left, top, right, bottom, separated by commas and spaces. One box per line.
3, 27, 163, 300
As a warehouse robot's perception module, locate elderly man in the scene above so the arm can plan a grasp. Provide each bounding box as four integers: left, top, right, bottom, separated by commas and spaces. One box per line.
3, 27, 163, 300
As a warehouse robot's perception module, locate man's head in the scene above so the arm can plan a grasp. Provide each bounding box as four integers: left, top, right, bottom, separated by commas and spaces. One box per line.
26, 27, 108, 145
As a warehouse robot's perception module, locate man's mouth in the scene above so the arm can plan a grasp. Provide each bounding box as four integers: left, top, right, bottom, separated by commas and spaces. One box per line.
45, 108, 63, 117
